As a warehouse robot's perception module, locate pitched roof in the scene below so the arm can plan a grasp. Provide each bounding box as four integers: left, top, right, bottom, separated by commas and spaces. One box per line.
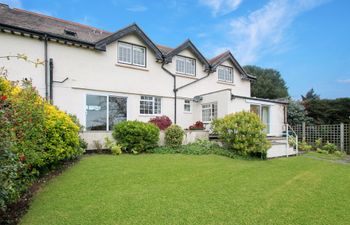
209, 51, 256, 80
95, 23, 163, 59
156, 44, 174, 55
163, 39, 210, 69
0, 3, 111, 44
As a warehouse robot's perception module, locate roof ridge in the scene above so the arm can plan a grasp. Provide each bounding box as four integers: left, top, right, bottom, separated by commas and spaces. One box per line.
13, 8, 112, 34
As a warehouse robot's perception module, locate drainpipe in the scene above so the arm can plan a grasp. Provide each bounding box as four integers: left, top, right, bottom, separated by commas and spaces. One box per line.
175, 69, 211, 92
49, 58, 53, 103
44, 34, 48, 100
161, 61, 177, 124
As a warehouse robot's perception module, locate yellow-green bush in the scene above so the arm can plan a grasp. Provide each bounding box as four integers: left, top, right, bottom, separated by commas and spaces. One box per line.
0, 76, 83, 212
212, 111, 271, 158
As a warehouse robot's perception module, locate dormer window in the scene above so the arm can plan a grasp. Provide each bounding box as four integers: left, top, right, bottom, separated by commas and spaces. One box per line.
176, 56, 195, 76
118, 42, 146, 67
218, 66, 234, 83
64, 29, 77, 37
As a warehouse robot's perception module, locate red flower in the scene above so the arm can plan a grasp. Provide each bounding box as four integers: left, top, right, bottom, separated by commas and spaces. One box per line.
0, 95, 7, 101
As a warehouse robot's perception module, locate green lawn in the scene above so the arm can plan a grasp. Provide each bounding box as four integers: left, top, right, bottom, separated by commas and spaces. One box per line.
21, 154, 350, 225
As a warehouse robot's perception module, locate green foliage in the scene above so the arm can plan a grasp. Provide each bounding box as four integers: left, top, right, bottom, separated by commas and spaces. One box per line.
301, 88, 320, 101
0, 76, 82, 211
287, 100, 314, 126
165, 125, 185, 148
104, 137, 114, 149
314, 138, 323, 150
288, 136, 297, 148
111, 144, 123, 155
243, 65, 289, 99
303, 98, 350, 124
299, 141, 312, 152
334, 151, 345, 158
322, 142, 338, 154
212, 111, 271, 158
112, 120, 160, 153
149, 139, 236, 159
316, 148, 328, 154
104, 137, 122, 155
93, 140, 103, 153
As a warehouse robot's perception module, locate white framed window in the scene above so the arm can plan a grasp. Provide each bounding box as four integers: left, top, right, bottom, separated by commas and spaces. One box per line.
250, 104, 270, 133
184, 99, 191, 113
86, 95, 127, 131
118, 42, 146, 67
176, 56, 195, 76
140, 96, 161, 115
202, 103, 217, 123
218, 66, 234, 83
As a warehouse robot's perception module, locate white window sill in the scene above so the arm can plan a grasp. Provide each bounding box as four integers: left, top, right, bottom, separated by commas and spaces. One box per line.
115, 63, 149, 71
175, 73, 198, 80
217, 80, 235, 85
139, 114, 161, 117
184, 111, 192, 114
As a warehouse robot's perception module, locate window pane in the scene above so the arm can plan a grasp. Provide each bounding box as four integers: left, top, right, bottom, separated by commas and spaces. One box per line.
109, 96, 127, 130
176, 57, 185, 73
133, 46, 145, 66
86, 95, 107, 131
250, 105, 260, 116
218, 68, 225, 80
118, 43, 132, 64
184, 100, 191, 112
212, 103, 218, 119
185, 58, 195, 75
154, 97, 161, 114
140, 96, 154, 114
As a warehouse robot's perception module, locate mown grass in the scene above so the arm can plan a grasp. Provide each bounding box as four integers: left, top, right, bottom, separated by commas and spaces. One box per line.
21, 154, 350, 225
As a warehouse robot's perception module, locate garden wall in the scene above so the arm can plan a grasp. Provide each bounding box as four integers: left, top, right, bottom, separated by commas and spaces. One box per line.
81, 130, 209, 150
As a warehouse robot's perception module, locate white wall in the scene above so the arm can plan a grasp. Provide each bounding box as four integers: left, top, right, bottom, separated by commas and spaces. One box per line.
0, 31, 285, 136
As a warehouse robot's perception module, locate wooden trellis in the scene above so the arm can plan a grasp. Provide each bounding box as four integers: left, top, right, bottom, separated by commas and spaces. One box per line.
292, 123, 349, 153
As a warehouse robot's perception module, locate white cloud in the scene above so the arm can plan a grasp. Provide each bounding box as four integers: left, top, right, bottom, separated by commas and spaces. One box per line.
126, 5, 148, 12
337, 79, 350, 84
215, 0, 329, 64
1, 0, 22, 8
200, 0, 242, 16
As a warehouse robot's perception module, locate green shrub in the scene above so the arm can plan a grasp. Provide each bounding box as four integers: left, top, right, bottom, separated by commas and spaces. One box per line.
299, 141, 312, 152
212, 111, 271, 158
93, 140, 103, 153
0, 76, 83, 211
113, 120, 160, 153
314, 138, 323, 150
334, 151, 345, 158
148, 139, 236, 159
288, 136, 297, 148
322, 142, 338, 154
111, 144, 123, 155
316, 148, 328, 154
165, 125, 184, 147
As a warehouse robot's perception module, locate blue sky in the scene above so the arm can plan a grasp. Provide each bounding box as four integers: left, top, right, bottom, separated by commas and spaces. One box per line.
2, 0, 350, 99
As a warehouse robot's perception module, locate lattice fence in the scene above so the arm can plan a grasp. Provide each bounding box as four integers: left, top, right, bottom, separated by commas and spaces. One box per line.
292, 123, 350, 153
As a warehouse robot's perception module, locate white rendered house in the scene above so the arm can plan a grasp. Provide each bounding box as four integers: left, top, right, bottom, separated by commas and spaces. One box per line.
0, 4, 293, 156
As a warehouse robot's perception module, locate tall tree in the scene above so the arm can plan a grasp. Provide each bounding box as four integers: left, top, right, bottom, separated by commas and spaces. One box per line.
287, 100, 314, 126
243, 65, 289, 99
301, 88, 320, 101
